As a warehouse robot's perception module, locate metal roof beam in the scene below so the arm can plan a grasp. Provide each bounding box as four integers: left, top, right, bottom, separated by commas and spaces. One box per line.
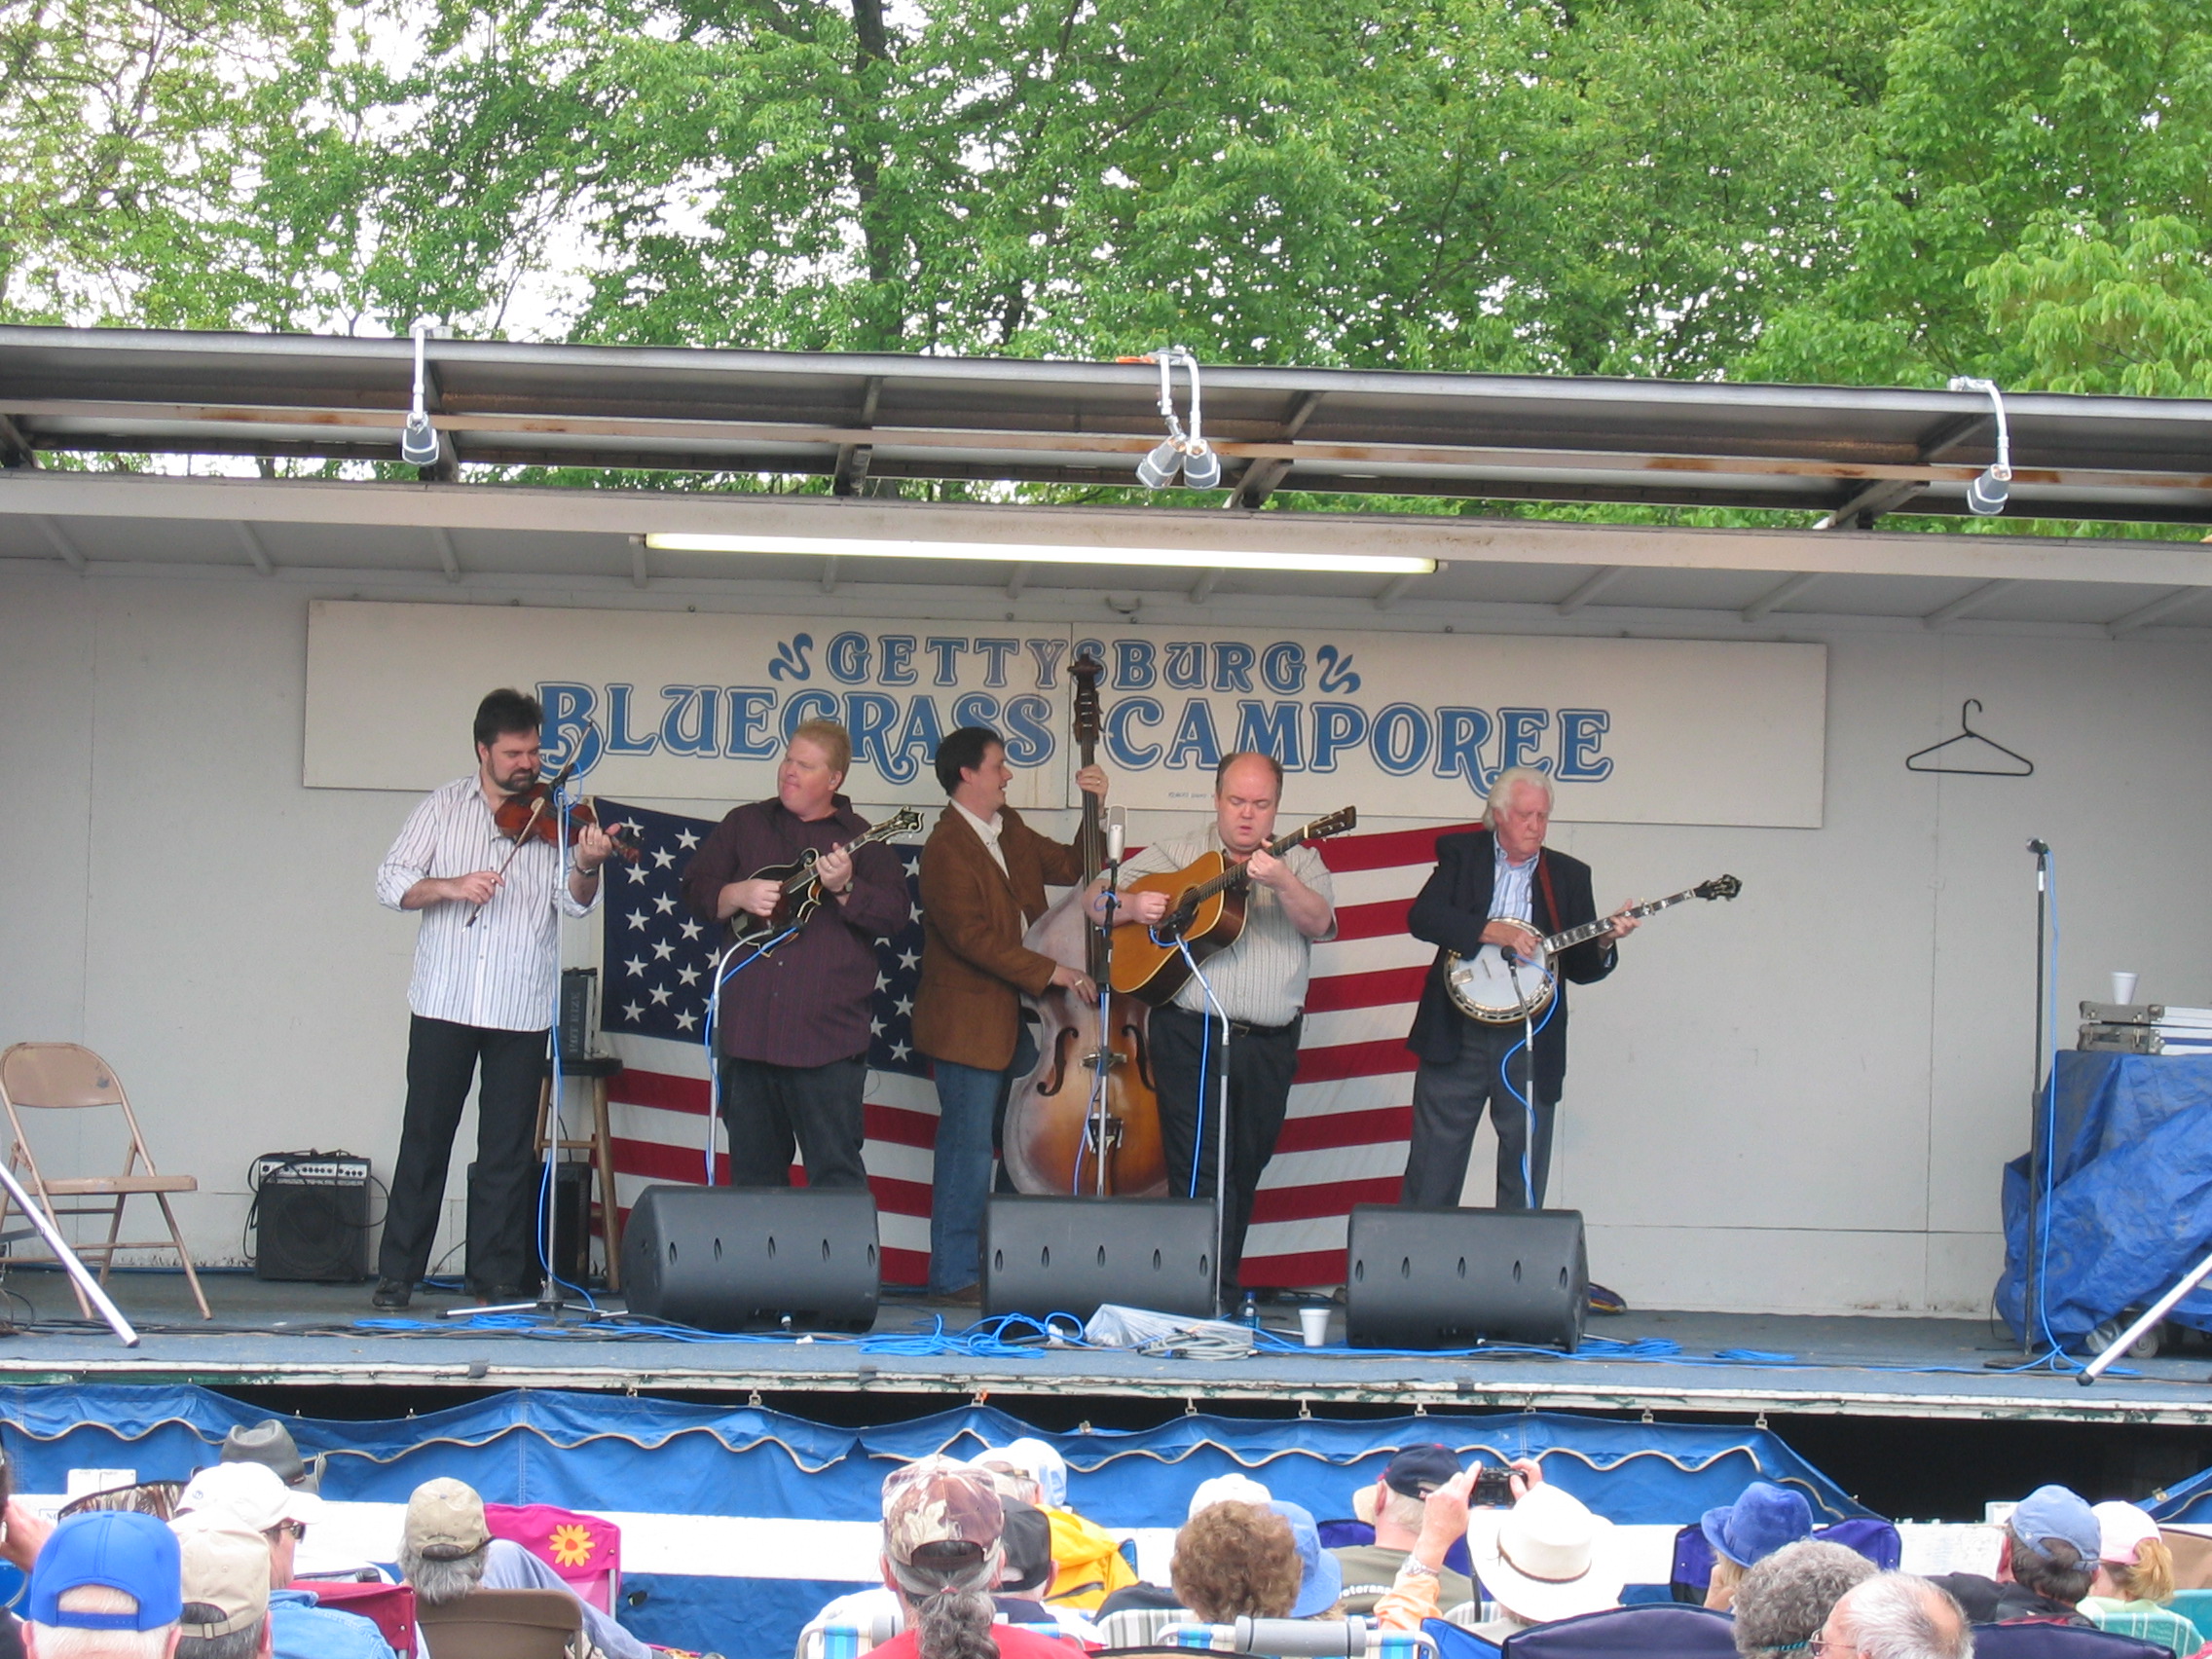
833, 377, 883, 497
2108, 586, 2206, 637
1742, 571, 1823, 623
1228, 391, 1324, 510
233, 521, 275, 575
1922, 577, 2017, 628
1556, 566, 1628, 615
36, 515, 85, 571
0, 414, 37, 468
428, 526, 462, 583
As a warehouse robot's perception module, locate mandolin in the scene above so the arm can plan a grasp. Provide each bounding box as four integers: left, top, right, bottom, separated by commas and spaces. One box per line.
727, 807, 924, 945
1109, 806, 1358, 1008
1444, 873, 1742, 1023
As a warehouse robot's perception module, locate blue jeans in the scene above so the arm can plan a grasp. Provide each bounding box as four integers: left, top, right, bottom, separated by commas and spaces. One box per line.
929, 1026, 1038, 1295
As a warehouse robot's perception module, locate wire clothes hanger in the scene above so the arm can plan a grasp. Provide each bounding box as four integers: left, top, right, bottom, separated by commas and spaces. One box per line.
1906, 698, 2035, 776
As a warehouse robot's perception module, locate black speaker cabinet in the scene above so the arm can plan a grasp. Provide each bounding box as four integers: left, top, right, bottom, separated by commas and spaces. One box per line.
981, 1195, 1218, 1321
1346, 1204, 1587, 1351
464, 1160, 592, 1291
620, 1184, 880, 1332
251, 1155, 371, 1282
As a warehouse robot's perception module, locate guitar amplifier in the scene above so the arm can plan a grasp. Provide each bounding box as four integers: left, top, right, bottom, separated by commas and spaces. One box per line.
251, 1153, 372, 1282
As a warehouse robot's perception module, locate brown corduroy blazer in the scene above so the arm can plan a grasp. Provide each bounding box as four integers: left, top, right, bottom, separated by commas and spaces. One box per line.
911, 804, 1086, 1071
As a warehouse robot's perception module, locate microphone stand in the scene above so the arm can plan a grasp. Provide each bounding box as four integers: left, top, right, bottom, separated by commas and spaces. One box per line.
1503, 951, 1540, 1211
1089, 834, 1124, 1198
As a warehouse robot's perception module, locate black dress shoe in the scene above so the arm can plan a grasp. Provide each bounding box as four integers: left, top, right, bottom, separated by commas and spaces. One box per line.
371, 1278, 411, 1310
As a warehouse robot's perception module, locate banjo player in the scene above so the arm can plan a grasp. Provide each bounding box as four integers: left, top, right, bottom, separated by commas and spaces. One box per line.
1395, 766, 1641, 1236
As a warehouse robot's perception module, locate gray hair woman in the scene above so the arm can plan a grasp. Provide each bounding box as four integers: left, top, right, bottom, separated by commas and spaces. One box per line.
1733, 1541, 1879, 1659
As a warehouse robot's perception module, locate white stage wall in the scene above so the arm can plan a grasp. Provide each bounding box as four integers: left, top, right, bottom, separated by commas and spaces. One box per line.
2, 562, 2205, 1315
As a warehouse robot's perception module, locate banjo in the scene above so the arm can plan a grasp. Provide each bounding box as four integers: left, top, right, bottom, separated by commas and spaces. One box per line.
1444, 873, 1742, 1023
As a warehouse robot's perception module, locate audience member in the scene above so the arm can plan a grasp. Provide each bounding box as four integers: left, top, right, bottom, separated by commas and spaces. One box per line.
2080, 1502, 2194, 1659
1732, 1540, 1877, 1659
870, 1456, 1085, 1659
1269, 1503, 1343, 1620
0, 1448, 39, 1658
1092, 1473, 1273, 1620
172, 1522, 273, 1659
1817, 1573, 1973, 1659
1702, 1483, 1816, 1611
1374, 1465, 1624, 1641
398, 1476, 649, 1659
1169, 1502, 1301, 1624
216, 1425, 322, 1495
1332, 1446, 1477, 1615
1929, 1486, 2097, 1626
24, 1510, 182, 1659
171, 1463, 390, 1659
977, 1440, 1132, 1609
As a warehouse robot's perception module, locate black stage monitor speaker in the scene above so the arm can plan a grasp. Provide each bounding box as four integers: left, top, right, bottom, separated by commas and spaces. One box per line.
620, 1185, 880, 1332
981, 1195, 1218, 1321
250, 1153, 371, 1282
1346, 1203, 1587, 1352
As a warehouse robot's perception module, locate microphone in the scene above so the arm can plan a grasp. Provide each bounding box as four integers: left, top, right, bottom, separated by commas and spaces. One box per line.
1106, 808, 1125, 866
2027, 837, 2050, 856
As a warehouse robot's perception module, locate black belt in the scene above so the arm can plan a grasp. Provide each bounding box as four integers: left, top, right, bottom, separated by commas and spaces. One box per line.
1161, 1008, 1299, 1039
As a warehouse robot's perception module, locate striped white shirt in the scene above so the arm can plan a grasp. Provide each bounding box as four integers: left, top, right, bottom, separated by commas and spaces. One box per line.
375, 776, 599, 1032
1120, 826, 1337, 1027
1491, 842, 1538, 925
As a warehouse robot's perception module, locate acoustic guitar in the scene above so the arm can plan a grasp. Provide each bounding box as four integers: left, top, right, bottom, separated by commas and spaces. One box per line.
1109, 807, 1358, 1007
727, 807, 924, 945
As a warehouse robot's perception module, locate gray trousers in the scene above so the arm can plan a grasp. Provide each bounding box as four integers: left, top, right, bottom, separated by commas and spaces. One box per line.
1399, 1022, 1561, 1210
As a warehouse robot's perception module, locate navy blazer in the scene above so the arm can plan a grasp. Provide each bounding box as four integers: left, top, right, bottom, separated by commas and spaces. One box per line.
1404, 829, 1616, 1096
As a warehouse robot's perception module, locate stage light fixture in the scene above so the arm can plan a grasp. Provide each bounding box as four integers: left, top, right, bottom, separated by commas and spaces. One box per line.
641, 531, 1436, 577
1121, 347, 1224, 491
1948, 376, 2012, 516
399, 316, 443, 466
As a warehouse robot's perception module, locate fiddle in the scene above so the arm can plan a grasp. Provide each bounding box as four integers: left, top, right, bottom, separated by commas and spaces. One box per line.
464, 761, 641, 928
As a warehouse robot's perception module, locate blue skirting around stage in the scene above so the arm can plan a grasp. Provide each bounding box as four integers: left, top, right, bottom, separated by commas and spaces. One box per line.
0, 1383, 1870, 1652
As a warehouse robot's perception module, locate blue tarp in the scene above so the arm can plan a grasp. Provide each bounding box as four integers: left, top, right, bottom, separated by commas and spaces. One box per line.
0, 1385, 1872, 1653
1996, 1051, 2212, 1345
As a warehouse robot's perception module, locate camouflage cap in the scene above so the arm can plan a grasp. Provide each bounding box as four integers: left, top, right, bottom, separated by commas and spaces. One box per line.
882, 1456, 1004, 1566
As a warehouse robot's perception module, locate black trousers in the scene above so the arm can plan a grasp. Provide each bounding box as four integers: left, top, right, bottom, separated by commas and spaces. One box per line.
718, 1053, 870, 1189
379, 1014, 546, 1293
1400, 1022, 1561, 1210
1150, 1007, 1302, 1294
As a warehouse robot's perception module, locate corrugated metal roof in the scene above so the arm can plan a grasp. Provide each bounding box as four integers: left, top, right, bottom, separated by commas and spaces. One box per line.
2, 325, 2206, 525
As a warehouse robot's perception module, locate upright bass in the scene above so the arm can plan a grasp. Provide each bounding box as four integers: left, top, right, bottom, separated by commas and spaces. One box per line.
1000, 658, 1169, 1196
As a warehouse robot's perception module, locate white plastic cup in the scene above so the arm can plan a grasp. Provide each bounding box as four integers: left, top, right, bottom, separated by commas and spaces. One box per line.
1299, 1306, 1332, 1347
2113, 972, 2139, 1005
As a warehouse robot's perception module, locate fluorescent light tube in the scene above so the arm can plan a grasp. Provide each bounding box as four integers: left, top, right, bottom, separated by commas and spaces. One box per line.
641, 532, 1436, 576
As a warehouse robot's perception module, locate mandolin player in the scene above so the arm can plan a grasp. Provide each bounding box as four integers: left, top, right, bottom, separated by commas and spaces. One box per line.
1398, 766, 1640, 1248
680, 719, 910, 1190
1090, 751, 1337, 1304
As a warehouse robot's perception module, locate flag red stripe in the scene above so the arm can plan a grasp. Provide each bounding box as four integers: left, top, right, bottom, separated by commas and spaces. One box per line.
1302, 964, 1427, 1014
610, 1070, 710, 1116
1253, 1247, 1360, 1286
1331, 896, 1417, 943
1293, 1038, 1417, 1085
1252, 1174, 1402, 1223
1317, 822, 1469, 872
1274, 1105, 1410, 1155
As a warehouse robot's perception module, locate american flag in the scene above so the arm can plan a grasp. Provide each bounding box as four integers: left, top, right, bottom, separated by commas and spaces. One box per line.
591, 799, 1459, 1287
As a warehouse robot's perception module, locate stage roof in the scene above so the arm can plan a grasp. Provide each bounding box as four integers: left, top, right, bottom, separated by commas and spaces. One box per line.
2, 325, 2209, 633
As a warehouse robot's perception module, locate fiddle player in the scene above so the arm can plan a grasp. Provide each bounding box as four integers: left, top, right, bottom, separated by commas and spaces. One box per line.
1091, 752, 1336, 1303
371, 688, 614, 1309
912, 726, 1108, 1302
1399, 765, 1639, 1219
680, 719, 908, 1190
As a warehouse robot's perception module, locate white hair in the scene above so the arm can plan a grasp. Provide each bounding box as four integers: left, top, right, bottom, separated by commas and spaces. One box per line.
1834, 1574, 1973, 1659
398, 1538, 489, 1607
1483, 767, 1555, 828
28, 1585, 177, 1659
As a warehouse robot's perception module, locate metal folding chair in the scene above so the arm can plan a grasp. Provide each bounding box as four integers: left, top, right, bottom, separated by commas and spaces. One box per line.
0, 1043, 209, 1318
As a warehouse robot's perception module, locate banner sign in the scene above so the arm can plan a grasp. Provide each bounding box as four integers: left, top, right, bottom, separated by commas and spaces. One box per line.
306, 602, 1825, 827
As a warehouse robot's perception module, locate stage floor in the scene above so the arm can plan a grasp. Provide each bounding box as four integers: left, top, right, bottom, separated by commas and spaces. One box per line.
4, 1268, 2209, 1425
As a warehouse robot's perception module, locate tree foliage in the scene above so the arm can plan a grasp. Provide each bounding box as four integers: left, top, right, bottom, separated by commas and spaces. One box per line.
3, 0, 2208, 443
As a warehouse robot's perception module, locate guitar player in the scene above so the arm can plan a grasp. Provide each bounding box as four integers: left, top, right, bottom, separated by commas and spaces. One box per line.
679, 719, 910, 1189
1398, 765, 1641, 1245
1093, 751, 1338, 1303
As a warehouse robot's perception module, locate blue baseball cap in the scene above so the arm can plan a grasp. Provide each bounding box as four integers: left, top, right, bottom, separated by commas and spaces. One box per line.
2009, 1486, 2101, 1564
1270, 1500, 1344, 1619
1701, 1483, 1815, 1568
29, 1511, 183, 1631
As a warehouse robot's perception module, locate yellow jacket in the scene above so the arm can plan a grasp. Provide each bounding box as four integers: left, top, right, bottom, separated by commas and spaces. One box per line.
1044, 1507, 1139, 1610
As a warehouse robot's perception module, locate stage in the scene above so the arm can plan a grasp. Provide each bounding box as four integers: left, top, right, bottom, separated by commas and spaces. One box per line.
8, 1268, 2211, 1427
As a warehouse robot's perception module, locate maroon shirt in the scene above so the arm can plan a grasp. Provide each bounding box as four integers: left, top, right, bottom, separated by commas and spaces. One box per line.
679, 795, 909, 1068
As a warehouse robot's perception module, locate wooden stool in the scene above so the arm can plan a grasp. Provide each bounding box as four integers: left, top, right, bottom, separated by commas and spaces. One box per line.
535, 1054, 625, 1291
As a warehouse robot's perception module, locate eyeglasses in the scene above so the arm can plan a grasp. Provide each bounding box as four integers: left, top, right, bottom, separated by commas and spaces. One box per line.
271, 1521, 308, 1540
1807, 1639, 1851, 1658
